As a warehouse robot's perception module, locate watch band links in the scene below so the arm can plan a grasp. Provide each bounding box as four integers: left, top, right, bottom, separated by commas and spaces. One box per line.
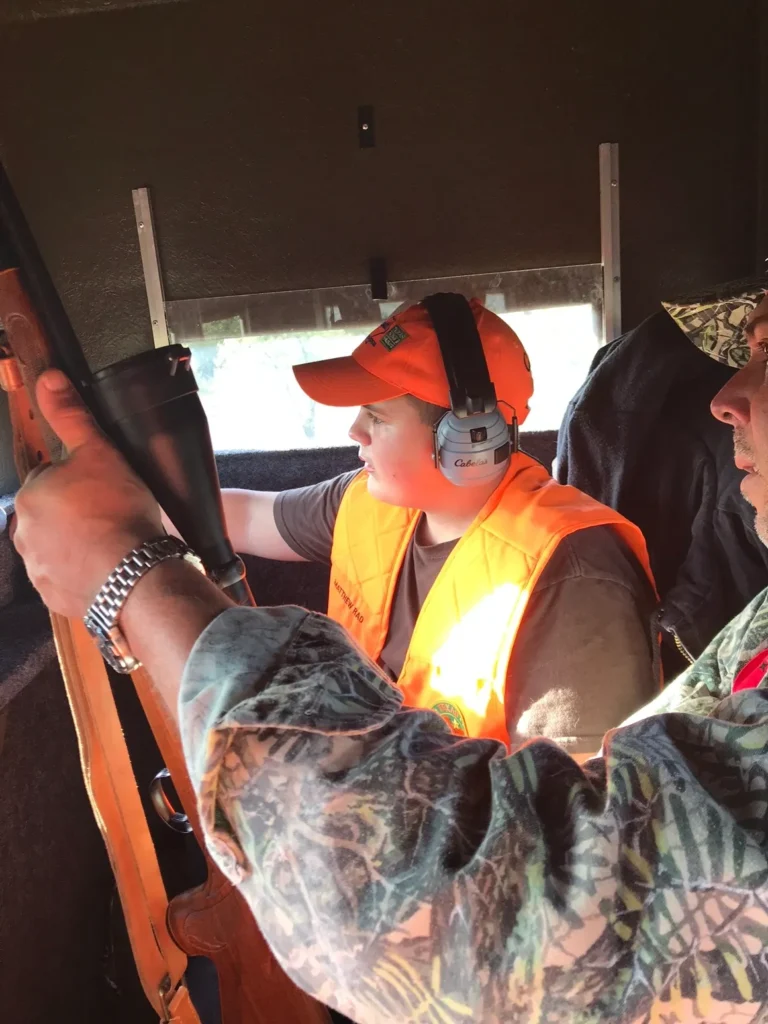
84, 535, 204, 674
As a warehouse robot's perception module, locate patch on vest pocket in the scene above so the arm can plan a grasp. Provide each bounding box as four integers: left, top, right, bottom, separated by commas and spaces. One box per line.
431, 700, 468, 735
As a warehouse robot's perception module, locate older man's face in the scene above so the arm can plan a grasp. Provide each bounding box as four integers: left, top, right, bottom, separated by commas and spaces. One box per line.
712, 295, 768, 543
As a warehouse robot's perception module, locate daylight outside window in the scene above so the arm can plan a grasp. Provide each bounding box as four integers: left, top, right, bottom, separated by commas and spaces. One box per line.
165, 265, 603, 453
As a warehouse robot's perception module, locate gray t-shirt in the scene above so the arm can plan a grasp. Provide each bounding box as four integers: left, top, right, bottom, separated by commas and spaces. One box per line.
274, 471, 658, 752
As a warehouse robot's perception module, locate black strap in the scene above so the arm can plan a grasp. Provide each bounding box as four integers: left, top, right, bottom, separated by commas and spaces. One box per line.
422, 293, 497, 418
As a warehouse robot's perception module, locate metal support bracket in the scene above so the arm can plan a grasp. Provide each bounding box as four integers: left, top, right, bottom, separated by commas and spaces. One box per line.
369, 256, 388, 300
132, 187, 170, 348
599, 142, 621, 343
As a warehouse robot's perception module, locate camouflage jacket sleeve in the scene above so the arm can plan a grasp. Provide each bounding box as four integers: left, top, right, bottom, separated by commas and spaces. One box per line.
179, 599, 768, 1024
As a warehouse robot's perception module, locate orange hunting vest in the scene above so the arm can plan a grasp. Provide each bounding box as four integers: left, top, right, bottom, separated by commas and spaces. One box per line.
328, 453, 655, 746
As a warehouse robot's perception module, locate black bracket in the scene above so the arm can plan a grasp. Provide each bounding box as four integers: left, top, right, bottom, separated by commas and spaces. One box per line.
369, 257, 387, 301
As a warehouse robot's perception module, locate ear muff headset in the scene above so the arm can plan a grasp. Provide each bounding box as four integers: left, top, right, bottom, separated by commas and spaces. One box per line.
422, 292, 518, 487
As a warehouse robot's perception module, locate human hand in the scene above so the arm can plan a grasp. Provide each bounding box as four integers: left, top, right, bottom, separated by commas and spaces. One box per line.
12, 369, 163, 618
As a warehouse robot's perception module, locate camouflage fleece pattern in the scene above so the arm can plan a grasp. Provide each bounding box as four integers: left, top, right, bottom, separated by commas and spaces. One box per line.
179, 596, 768, 1023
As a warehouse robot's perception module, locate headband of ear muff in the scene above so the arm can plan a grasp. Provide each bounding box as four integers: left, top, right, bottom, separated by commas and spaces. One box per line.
421, 293, 515, 487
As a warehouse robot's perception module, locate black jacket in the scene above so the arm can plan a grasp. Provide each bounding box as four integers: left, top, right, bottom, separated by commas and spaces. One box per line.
555, 309, 768, 676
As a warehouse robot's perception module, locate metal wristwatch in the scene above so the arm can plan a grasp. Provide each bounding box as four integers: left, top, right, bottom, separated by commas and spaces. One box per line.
83, 535, 206, 674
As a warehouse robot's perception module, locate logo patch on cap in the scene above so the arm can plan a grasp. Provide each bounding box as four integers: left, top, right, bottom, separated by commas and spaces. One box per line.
379, 324, 408, 351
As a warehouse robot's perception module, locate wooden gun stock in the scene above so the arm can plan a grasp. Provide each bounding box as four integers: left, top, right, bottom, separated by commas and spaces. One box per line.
131, 662, 330, 1023
0, 268, 199, 1023
0, 267, 330, 1021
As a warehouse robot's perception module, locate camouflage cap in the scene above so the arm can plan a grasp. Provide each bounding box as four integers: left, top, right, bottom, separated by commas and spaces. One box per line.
662, 275, 768, 369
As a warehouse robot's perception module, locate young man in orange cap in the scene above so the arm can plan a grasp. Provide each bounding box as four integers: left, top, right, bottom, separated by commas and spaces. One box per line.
218, 295, 659, 753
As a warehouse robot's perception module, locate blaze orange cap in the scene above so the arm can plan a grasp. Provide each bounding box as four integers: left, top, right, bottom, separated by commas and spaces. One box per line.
292, 297, 533, 425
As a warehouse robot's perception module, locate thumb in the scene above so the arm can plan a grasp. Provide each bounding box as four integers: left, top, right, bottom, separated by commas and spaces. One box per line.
35, 369, 102, 453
